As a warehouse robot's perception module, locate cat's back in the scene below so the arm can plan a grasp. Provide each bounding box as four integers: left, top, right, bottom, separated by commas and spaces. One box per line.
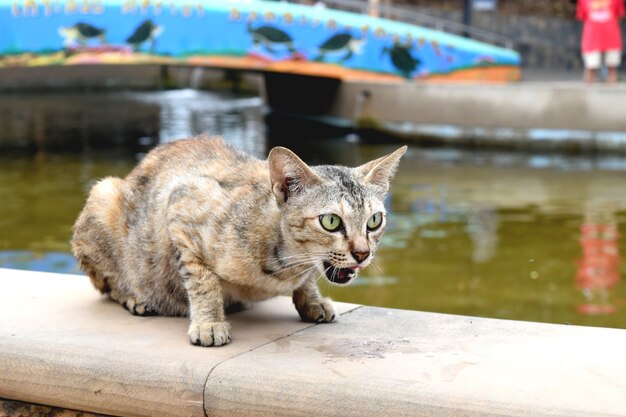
126, 136, 266, 191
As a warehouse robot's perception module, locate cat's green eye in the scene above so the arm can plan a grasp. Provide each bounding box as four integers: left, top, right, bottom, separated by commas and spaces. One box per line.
319, 214, 342, 232
367, 212, 383, 231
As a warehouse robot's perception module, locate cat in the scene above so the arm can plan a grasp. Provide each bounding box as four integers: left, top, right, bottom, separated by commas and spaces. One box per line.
71, 136, 406, 347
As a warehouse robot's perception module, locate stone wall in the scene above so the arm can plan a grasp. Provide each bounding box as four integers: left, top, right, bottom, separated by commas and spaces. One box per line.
0, 398, 104, 417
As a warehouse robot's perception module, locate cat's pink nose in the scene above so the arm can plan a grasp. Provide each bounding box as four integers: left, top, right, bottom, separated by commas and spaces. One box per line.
351, 250, 370, 264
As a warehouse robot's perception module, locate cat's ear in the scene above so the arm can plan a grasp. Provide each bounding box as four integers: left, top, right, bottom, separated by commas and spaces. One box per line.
268, 147, 323, 204
358, 146, 407, 194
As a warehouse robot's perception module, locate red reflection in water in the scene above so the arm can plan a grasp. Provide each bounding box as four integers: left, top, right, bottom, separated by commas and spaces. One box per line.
576, 224, 620, 315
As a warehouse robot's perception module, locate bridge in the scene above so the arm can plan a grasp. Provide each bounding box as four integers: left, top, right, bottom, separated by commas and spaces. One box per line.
0, 0, 521, 83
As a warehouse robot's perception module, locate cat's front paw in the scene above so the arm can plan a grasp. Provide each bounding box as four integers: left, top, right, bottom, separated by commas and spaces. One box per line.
188, 321, 231, 347
297, 298, 337, 323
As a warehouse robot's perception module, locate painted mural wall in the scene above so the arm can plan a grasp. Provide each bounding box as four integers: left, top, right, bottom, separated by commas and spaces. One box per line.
0, 0, 521, 82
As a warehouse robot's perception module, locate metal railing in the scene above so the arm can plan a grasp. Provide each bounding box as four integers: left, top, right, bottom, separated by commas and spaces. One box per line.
292, 0, 515, 50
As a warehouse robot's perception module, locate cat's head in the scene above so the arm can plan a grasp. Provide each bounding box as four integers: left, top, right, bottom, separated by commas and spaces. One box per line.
268, 146, 406, 285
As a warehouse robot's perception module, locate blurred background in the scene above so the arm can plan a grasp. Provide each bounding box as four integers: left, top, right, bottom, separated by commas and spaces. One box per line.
1, 0, 625, 330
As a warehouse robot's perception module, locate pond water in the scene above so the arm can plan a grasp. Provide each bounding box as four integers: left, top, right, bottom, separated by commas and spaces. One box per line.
1, 89, 625, 329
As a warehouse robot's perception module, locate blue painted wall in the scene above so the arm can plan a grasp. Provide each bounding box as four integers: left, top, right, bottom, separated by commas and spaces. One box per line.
0, 0, 521, 80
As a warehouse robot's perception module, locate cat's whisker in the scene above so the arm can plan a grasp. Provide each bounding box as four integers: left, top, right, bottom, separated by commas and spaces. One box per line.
331, 265, 338, 282
266, 255, 324, 277
266, 252, 325, 264
269, 256, 322, 272
277, 257, 323, 269
316, 265, 333, 284
273, 257, 326, 268
285, 263, 323, 281
276, 252, 327, 260
369, 261, 384, 275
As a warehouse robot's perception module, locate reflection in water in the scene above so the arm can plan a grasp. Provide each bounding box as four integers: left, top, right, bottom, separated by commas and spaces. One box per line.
0, 89, 264, 156
0, 251, 81, 275
467, 208, 499, 264
1, 90, 626, 329
0, 92, 160, 152
129, 89, 266, 157
576, 208, 621, 315
329, 153, 626, 329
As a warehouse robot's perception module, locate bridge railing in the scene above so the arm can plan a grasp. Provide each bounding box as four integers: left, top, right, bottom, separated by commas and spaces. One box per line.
291, 0, 515, 50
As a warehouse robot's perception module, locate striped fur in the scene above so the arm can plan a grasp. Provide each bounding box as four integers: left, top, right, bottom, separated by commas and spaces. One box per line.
71, 135, 406, 346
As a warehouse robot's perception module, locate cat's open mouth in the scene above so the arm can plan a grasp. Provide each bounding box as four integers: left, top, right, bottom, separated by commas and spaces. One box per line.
323, 261, 357, 285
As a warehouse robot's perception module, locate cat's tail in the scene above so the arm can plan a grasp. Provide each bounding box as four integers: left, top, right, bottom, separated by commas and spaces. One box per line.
71, 177, 130, 294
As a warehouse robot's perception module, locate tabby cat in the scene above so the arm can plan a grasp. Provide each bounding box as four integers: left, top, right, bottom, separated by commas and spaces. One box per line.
71, 136, 406, 346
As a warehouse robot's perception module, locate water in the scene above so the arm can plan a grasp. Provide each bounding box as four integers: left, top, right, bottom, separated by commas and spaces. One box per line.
1, 90, 625, 329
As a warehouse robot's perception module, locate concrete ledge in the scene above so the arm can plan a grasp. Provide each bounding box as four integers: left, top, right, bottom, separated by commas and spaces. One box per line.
1, 269, 625, 416
323, 80, 626, 151
0, 269, 358, 416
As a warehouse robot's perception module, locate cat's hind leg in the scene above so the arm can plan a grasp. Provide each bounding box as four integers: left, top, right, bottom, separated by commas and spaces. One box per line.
71, 177, 130, 299
104, 283, 159, 317
119, 295, 159, 316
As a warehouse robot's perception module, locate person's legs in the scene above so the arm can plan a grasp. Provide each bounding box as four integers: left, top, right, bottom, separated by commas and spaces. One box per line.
605, 50, 622, 83
607, 67, 618, 83
583, 51, 601, 83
